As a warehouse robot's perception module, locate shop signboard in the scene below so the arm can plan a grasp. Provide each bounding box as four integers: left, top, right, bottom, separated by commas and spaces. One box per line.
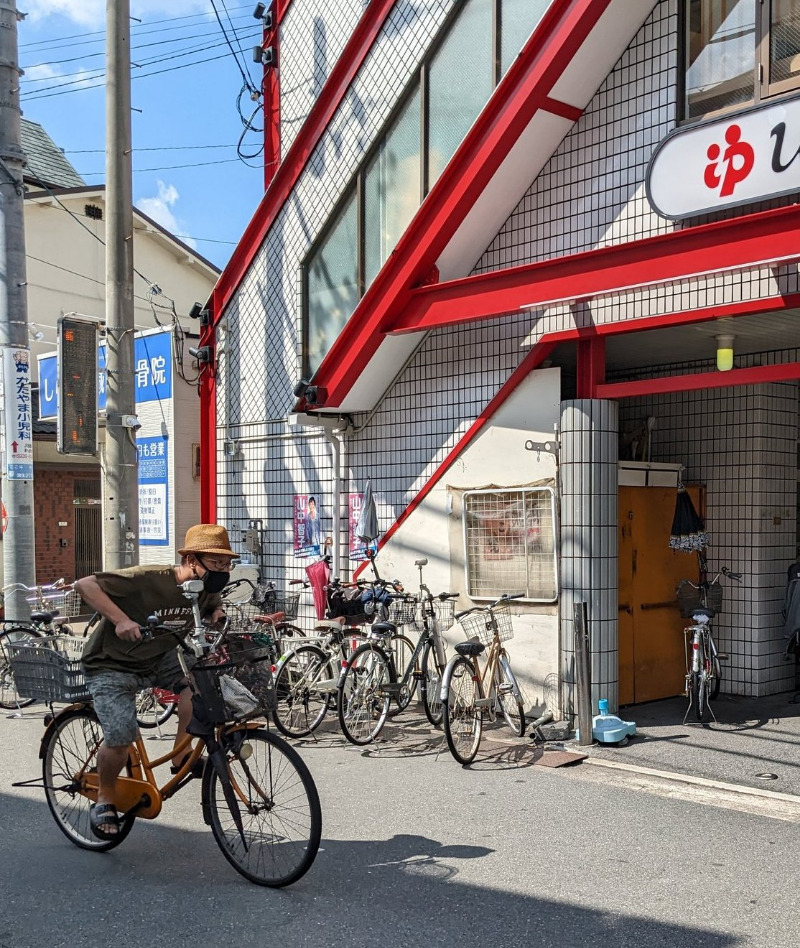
646, 96, 800, 220
137, 434, 168, 546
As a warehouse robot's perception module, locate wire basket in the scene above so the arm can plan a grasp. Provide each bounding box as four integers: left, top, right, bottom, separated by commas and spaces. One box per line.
7, 635, 90, 703
190, 638, 277, 724
676, 581, 723, 618
25, 587, 83, 618
458, 605, 514, 644
251, 586, 301, 621
433, 599, 456, 631
388, 596, 418, 626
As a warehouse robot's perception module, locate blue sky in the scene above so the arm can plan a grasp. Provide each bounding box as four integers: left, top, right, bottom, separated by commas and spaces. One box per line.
19, 0, 267, 273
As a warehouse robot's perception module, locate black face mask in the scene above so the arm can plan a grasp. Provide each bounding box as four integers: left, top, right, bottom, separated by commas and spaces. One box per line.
196, 556, 230, 595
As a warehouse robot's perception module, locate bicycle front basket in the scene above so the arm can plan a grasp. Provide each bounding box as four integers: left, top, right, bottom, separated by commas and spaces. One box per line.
253, 586, 302, 620
676, 581, 723, 618
388, 596, 418, 626
191, 639, 277, 724
458, 605, 514, 644
433, 599, 456, 631
7, 635, 90, 703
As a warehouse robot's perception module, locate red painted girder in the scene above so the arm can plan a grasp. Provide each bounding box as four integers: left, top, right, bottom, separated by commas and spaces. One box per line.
313, 0, 613, 407
212, 0, 398, 318
393, 203, 800, 334
597, 361, 800, 398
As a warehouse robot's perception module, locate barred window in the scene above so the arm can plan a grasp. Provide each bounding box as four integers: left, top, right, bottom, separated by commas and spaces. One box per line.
462, 488, 557, 602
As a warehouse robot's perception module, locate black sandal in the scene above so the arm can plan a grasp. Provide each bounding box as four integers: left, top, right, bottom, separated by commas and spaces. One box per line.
89, 803, 120, 840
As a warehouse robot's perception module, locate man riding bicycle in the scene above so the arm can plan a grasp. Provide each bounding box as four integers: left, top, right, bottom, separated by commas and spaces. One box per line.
74, 523, 235, 840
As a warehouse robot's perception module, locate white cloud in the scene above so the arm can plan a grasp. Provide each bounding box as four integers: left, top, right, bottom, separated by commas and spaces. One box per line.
25, 0, 211, 29
136, 180, 197, 249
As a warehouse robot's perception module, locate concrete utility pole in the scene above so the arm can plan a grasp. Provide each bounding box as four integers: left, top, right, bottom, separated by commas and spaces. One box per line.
0, 0, 36, 619
104, 0, 138, 569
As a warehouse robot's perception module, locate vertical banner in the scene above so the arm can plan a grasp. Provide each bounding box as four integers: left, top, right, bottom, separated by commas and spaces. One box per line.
0, 347, 34, 480
293, 493, 323, 558
137, 434, 168, 545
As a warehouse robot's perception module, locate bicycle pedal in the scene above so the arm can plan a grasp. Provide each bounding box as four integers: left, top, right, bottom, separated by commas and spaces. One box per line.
497, 683, 513, 695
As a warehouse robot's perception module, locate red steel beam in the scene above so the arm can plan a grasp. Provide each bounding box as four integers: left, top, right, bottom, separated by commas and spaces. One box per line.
393, 203, 800, 334
597, 361, 800, 399
313, 0, 612, 408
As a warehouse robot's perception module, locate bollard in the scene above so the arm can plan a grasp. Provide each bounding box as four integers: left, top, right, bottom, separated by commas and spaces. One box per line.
574, 601, 593, 746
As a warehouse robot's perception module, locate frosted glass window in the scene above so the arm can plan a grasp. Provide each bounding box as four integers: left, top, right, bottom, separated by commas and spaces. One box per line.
364, 88, 422, 287
428, 0, 493, 187
770, 0, 800, 86
306, 190, 359, 376
500, 0, 551, 75
685, 0, 756, 117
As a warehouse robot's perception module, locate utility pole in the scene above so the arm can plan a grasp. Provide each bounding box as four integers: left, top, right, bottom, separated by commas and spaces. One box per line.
104, 0, 138, 569
0, 0, 36, 619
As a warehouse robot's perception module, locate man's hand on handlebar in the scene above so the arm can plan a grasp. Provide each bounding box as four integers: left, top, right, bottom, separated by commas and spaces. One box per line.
115, 617, 143, 643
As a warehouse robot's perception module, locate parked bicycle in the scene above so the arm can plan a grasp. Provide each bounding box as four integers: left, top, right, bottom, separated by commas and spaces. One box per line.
221, 576, 307, 638
0, 580, 81, 711
8, 578, 321, 887
440, 594, 526, 765
676, 565, 742, 724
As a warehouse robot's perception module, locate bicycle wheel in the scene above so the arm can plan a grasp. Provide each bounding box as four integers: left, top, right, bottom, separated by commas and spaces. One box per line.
421, 641, 444, 727
135, 687, 178, 729
337, 642, 392, 745
443, 656, 482, 765
689, 669, 703, 722
497, 652, 525, 737
709, 654, 722, 701
0, 626, 42, 709
387, 632, 416, 715
42, 706, 135, 852
207, 728, 321, 887
273, 644, 333, 738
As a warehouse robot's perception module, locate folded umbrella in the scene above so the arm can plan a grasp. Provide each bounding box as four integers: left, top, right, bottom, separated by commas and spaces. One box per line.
356, 478, 378, 543
669, 486, 710, 553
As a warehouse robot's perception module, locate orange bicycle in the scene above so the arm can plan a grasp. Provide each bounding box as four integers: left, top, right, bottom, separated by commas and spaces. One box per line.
11, 580, 322, 887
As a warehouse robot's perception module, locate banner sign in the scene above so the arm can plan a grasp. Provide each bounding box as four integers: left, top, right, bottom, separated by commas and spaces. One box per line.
137, 434, 168, 545
0, 347, 34, 480
38, 328, 172, 420
293, 494, 323, 559
646, 96, 800, 220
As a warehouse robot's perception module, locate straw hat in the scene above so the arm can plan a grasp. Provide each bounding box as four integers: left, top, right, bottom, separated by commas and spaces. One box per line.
178, 523, 234, 557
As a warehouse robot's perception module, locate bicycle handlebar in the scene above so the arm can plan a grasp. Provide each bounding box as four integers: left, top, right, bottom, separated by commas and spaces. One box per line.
455, 592, 524, 620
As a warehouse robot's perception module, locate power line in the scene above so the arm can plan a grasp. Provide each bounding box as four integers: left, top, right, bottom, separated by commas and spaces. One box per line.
66, 143, 237, 153
209, 0, 259, 95
78, 157, 241, 175
19, 4, 254, 50
22, 21, 258, 71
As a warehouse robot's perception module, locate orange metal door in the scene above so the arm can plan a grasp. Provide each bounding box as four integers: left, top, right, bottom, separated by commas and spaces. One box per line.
618, 485, 703, 704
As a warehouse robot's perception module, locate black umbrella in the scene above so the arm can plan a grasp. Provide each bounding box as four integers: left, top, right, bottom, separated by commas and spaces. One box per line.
356, 478, 378, 543
669, 486, 710, 553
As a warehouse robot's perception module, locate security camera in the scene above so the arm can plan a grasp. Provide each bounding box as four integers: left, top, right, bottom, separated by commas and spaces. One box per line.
293, 377, 310, 398
189, 346, 214, 364
121, 414, 141, 431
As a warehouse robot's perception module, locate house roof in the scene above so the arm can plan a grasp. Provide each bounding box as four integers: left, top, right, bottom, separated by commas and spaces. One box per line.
20, 119, 85, 190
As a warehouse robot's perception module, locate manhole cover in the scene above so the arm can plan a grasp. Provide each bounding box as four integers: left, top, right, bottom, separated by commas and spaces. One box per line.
754, 772, 779, 780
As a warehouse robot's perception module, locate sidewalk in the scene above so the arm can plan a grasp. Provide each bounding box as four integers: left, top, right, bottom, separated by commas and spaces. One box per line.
568, 689, 800, 797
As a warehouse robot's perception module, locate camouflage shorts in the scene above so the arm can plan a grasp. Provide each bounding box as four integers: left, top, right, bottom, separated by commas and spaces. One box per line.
84, 650, 189, 747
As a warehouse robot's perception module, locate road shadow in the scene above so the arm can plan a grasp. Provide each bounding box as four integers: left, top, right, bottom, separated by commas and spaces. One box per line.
0, 789, 739, 948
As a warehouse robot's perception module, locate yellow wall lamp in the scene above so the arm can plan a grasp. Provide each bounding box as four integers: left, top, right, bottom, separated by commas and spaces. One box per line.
716, 333, 735, 372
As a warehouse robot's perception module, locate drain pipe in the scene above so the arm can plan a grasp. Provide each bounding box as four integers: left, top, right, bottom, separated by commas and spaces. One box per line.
323, 419, 351, 581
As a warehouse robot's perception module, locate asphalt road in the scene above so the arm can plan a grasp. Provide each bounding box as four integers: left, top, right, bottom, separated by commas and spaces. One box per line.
2, 706, 799, 948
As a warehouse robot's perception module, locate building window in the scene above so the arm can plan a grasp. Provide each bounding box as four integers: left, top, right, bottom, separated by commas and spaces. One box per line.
462, 487, 558, 602
301, 0, 551, 377
683, 0, 800, 120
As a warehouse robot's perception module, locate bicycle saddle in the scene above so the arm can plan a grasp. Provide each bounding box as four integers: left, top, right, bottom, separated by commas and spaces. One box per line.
455, 641, 485, 657
30, 610, 58, 623
369, 621, 396, 636
690, 608, 715, 620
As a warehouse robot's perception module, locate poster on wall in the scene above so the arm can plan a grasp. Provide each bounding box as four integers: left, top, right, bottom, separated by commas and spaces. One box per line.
348, 493, 378, 561
293, 494, 323, 558
138, 434, 168, 546
0, 347, 34, 481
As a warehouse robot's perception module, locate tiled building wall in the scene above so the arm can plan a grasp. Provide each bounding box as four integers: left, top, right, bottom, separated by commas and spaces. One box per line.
33, 467, 84, 583
619, 383, 798, 697
216, 1, 457, 593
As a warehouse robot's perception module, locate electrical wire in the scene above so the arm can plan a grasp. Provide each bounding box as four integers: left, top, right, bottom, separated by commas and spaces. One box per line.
209, 0, 259, 96
77, 157, 241, 176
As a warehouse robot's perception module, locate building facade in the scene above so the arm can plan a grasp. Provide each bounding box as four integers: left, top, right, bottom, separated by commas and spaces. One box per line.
204, 0, 800, 717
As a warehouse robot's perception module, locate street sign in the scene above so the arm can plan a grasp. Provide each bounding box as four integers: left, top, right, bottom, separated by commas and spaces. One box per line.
0, 346, 34, 480
57, 315, 98, 456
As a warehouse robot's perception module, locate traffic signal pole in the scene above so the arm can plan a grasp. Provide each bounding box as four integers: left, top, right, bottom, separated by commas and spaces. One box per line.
0, 0, 37, 619
104, 0, 138, 569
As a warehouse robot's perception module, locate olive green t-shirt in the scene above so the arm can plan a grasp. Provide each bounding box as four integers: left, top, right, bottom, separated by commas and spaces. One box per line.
81, 565, 222, 675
